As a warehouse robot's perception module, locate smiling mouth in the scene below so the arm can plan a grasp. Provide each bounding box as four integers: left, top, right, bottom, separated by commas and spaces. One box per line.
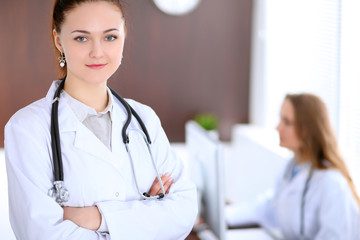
86, 64, 107, 70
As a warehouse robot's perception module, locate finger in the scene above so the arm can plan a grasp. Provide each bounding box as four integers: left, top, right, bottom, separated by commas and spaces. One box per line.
149, 173, 170, 196
158, 174, 171, 194
155, 177, 173, 195
158, 177, 174, 195
148, 176, 161, 196
165, 178, 174, 194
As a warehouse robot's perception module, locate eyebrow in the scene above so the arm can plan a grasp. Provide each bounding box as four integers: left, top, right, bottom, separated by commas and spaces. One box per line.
71, 28, 119, 34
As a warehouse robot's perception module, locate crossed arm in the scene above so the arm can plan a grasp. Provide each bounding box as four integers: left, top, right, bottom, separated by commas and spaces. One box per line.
63, 174, 174, 230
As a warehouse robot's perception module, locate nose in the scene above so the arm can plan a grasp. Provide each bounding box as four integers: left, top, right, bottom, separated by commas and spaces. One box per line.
276, 122, 281, 132
89, 40, 104, 58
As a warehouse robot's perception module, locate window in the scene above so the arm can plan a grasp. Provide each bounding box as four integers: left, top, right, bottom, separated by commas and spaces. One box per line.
250, 0, 360, 190
338, 0, 360, 192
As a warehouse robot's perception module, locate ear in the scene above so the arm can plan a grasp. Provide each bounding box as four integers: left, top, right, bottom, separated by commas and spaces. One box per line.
53, 29, 64, 53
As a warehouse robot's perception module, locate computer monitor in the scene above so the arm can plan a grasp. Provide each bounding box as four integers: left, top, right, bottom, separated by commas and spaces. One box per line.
185, 121, 226, 240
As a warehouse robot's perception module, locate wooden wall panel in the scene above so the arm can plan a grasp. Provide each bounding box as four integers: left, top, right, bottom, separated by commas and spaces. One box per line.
0, 0, 252, 146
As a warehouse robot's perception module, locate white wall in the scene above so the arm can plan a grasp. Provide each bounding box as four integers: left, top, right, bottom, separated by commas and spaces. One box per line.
174, 124, 291, 204
225, 125, 291, 203
0, 149, 16, 239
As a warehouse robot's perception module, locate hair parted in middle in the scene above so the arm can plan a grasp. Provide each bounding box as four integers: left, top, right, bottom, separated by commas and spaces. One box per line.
51, 0, 127, 79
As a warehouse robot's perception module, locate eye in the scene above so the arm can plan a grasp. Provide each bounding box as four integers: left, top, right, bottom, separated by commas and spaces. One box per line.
105, 35, 117, 41
75, 36, 87, 42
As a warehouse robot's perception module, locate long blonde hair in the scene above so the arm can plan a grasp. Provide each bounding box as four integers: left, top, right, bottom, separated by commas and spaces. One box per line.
285, 93, 360, 207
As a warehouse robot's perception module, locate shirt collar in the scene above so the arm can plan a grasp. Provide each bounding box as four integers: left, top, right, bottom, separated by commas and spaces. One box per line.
286, 158, 312, 180
101, 87, 114, 114
61, 87, 114, 122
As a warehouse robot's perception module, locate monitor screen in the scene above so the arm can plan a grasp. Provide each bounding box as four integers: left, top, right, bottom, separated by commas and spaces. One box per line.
185, 121, 226, 240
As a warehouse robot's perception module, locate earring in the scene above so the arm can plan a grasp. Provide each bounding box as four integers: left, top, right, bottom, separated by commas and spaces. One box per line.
58, 52, 66, 68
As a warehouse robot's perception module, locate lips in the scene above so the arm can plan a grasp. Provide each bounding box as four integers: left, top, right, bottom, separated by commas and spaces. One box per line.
86, 64, 107, 70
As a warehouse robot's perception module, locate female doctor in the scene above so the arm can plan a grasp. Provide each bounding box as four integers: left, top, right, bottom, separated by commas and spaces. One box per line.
4, 0, 197, 239
226, 93, 360, 239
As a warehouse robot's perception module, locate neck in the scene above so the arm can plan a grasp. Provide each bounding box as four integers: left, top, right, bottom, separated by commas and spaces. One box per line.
294, 151, 306, 164
63, 77, 108, 112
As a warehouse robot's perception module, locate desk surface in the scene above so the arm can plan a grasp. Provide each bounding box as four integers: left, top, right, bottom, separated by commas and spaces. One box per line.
186, 228, 274, 240
227, 228, 274, 240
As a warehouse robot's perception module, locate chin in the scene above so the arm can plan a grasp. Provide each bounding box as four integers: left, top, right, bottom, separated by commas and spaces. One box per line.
279, 142, 289, 149
84, 73, 113, 84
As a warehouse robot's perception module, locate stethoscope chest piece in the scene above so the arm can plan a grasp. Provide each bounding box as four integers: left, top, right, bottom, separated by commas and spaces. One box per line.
48, 181, 69, 205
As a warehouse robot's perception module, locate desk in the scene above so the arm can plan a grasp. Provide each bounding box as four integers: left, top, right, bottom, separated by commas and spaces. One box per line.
185, 228, 274, 240
227, 228, 274, 240
185, 231, 200, 240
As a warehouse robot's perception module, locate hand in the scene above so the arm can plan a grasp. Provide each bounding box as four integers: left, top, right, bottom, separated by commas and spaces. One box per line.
148, 173, 174, 196
63, 206, 101, 230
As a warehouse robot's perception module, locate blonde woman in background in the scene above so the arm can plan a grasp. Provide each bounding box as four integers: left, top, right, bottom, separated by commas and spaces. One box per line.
226, 93, 360, 239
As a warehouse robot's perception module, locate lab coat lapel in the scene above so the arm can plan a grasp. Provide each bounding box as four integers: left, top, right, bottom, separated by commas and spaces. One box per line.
73, 123, 114, 162
109, 97, 131, 171
58, 98, 116, 165
282, 164, 312, 195
69, 90, 130, 172
45, 81, 130, 178
46, 82, 116, 166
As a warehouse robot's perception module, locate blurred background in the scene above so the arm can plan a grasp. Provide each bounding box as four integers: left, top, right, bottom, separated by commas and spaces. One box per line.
0, 0, 252, 142
1, 0, 360, 239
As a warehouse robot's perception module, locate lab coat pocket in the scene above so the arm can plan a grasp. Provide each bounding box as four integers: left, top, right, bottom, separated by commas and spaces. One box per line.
79, 155, 127, 205
61, 140, 127, 206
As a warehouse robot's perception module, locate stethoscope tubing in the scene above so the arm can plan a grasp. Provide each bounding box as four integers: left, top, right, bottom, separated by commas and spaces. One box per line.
109, 87, 152, 144
125, 135, 165, 200
300, 166, 314, 237
283, 160, 314, 238
51, 79, 65, 182
49, 80, 165, 204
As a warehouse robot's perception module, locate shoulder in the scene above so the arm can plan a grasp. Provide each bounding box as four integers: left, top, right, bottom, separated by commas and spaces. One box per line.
313, 168, 351, 196
5, 98, 50, 133
120, 98, 167, 143
126, 99, 156, 114
125, 98, 160, 124
315, 168, 347, 185
312, 168, 360, 220
6, 80, 67, 131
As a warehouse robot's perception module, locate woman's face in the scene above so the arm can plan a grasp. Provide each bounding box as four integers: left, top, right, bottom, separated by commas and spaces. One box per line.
53, 1, 125, 85
276, 99, 301, 152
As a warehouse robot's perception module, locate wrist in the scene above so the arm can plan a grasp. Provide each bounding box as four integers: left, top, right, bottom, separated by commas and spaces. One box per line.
87, 206, 101, 230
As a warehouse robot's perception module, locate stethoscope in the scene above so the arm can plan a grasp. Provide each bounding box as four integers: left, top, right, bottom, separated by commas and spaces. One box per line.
283, 160, 314, 239
48, 80, 166, 205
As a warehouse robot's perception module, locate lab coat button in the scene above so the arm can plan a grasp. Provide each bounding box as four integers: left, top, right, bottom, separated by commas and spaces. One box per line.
115, 192, 119, 197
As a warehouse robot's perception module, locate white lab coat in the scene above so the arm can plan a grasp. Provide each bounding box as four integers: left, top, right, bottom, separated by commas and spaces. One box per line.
226, 160, 360, 239
5, 81, 198, 240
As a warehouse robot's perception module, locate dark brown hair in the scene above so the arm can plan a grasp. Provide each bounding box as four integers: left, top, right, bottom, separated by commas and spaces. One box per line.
285, 93, 360, 206
51, 0, 127, 79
